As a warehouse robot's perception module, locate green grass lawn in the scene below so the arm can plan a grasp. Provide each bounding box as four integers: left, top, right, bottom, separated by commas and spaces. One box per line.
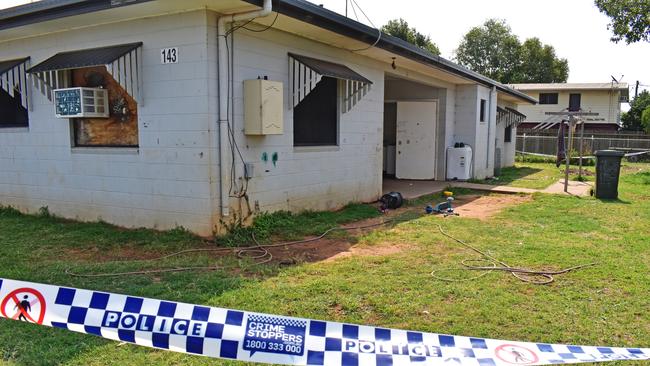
472, 159, 606, 189
1, 163, 650, 365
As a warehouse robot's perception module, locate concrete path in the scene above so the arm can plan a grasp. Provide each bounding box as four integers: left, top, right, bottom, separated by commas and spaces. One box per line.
382, 179, 448, 200
451, 180, 592, 197
449, 182, 538, 194
540, 179, 593, 196
383, 178, 593, 200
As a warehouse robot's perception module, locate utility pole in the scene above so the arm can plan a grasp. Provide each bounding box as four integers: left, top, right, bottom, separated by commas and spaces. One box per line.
636, 80, 640, 99
345, 0, 348, 17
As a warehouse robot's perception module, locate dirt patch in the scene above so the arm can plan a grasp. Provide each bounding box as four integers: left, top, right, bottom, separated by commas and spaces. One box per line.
61, 193, 530, 268
452, 194, 531, 220
62, 245, 171, 262
61, 208, 414, 267
324, 242, 411, 262
264, 238, 352, 264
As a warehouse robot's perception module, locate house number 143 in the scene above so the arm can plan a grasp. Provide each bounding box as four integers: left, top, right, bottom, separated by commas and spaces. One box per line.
160, 48, 178, 64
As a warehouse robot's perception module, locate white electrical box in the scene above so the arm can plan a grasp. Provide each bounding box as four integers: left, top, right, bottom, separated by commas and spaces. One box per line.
446, 146, 472, 180
54, 87, 109, 118
244, 79, 283, 135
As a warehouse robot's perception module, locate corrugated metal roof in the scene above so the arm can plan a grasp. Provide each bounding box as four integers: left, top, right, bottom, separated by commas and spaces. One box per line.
1, 0, 537, 104
245, 0, 537, 104
27, 42, 142, 73
0, 0, 154, 31
0, 57, 29, 75
509, 82, 629, 91
289, 53, 372, 84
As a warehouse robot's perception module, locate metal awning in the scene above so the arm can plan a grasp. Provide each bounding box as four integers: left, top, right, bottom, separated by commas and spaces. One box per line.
288, 53, 372, 113
0, 57, 30, 110
497, 106, 526, 128
28, 42, 143, 104
288, 53, 372, 84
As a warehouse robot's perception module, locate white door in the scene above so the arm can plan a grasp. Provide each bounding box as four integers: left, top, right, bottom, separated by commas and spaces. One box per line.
395, 101, 438, 179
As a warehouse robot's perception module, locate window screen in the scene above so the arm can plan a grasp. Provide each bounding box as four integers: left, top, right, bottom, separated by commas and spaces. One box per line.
539, 93, 559, 104
0, 88, 28, 127
293, 77, 338, 146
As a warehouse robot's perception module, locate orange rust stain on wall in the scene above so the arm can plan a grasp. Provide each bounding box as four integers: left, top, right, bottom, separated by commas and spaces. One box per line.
71, 66, 138, 147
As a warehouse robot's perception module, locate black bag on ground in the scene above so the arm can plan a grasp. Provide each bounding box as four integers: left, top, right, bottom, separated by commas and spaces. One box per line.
380, 192, 403, 209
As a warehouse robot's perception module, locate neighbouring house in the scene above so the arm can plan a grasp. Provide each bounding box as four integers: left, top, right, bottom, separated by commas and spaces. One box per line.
509, 82, 629, 132
0, 0, 535, 235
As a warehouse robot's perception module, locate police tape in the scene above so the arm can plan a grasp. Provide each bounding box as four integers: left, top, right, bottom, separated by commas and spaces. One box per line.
0, 277, 648, 366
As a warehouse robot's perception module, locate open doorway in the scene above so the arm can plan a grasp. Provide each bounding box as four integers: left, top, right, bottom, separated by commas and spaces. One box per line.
383, 75, 445, 190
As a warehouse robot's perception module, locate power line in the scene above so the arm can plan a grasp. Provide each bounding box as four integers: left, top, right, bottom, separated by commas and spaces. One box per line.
346, 0, 382, 52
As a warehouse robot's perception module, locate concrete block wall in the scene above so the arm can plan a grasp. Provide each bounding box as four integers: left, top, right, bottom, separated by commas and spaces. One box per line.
477, 85, 497, 179
453, 85, 478, 177
453, 84, 497, 179
223, 25, 385, 215
496, 100, 519, 168
0, 10, 217, 235
1, 6, 512, 235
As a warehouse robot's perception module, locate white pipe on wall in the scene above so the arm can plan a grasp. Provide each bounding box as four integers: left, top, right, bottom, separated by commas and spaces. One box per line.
217, 0, 272, 216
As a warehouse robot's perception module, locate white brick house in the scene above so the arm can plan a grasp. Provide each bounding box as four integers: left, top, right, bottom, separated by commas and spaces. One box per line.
0, 0, 535, 235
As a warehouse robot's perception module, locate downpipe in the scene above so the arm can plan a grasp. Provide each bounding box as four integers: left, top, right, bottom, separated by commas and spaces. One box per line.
217, 0, 272, 216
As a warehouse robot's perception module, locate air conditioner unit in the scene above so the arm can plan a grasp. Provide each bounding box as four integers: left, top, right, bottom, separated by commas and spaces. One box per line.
54, 87, 109, 118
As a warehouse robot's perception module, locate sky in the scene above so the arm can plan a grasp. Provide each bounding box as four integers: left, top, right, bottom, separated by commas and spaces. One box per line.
2, 0, 648, 103
316, 0, 649, 107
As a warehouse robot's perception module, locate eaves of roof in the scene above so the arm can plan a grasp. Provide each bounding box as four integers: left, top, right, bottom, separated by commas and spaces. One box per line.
0, 0, 537, 104
0, 0, 153, 31
244, 0, 537, 104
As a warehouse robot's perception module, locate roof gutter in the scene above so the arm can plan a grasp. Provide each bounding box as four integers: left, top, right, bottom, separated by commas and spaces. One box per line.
0, 0, 154, 31
1, 0, 536, 104
243, 0, 537, 104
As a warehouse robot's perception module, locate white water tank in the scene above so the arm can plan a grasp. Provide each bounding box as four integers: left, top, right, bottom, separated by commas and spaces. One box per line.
446, 146, 472, 180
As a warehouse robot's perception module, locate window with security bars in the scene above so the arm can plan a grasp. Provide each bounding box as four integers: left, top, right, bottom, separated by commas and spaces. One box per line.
0, 87, 28, 127
0, 58, 30, 128
293, 76, 338, 146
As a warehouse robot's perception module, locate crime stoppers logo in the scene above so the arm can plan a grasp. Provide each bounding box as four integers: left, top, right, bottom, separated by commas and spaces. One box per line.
243, 315, 306, 357
495, 344, 540, 365
1, 288, 46, 325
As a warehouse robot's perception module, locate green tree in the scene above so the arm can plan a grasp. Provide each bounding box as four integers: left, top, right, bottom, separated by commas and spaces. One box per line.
594, 0, 650, 44
641, 106, 650, 133
518, 38, 569, 83
454, 19, 522, 83
455, 19, 569, 84
382, 18, 440, 55
621, 90, 650, 130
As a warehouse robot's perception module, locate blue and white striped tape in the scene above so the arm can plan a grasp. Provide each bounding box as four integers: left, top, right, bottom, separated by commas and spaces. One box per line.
0, 278, 647, 365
